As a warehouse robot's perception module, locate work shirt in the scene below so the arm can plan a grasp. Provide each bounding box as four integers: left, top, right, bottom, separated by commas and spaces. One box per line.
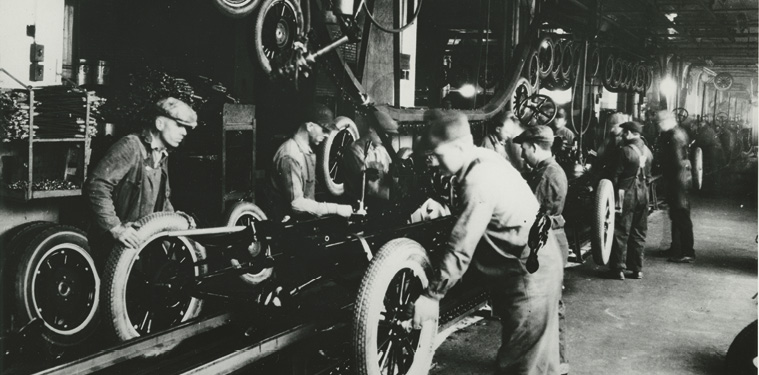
86, 131, 173, 238
613, 137, 653, 190
425, 147, 542, 300
343, 135, 393, 200
269, 137, 345, 221
658, 127, 690, 208
524, 157, 568, 230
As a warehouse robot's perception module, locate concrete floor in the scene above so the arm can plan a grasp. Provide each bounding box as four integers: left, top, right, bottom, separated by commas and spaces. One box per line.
431, 194, 758, 375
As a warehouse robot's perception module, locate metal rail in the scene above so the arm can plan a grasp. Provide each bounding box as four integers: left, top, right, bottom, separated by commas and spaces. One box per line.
31, 314, 233, 375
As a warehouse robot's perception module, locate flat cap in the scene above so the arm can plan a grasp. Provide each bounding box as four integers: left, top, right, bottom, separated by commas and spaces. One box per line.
371, 108, 399, 134
156, 97, 197, 128
423, 109, 471, 149
302, 102, 337, 132
513, 125, 555, 145
620, 121, 643, 134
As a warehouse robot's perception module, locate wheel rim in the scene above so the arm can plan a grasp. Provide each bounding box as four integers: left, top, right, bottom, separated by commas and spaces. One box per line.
328, 129, 356, 185
538, 37, 553, 77
125, 236, 200, 336
223, 0, 254, 7
603, 194, 614, 254
232, 212, 273, 284
31, 243, 98, 336
260, 0, 299, 63
512, 78, 531, 113
376, 267, 424, 374
527, 53, 540, 89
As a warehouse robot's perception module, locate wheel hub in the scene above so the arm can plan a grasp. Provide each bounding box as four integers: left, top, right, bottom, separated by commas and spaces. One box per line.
33, 247, 97, 333
275, 21, 290, 48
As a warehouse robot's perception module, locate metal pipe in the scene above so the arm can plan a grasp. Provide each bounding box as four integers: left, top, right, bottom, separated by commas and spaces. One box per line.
712, 88, 718, 123
700, 78, 707, 119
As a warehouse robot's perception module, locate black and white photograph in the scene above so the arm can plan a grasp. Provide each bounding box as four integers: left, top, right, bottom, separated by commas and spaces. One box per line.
0, 0, 757, 374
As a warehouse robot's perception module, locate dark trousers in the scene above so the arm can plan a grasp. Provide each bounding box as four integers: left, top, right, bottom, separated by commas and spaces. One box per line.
491, 237, 563, 375
669, 207, 695, 258
611, 182, 648, 272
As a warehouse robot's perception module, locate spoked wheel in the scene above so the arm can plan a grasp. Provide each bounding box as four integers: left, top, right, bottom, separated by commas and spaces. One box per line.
320, 116, 359, 196
592, 179, 615, 265
510, 77, 532, 113
560, 41, 575, 81
587, 46, 600, 77
603, 53, 615, 88
526, 52, 540, 90
104, 212, 206, 343
673, 107, 689, 124
223, 201, 273, 286
14, 225, 100, 347
254, 0, 305, 75
212, 0, 260, 18
517, 93, 557, 126
353, 238, 437, 375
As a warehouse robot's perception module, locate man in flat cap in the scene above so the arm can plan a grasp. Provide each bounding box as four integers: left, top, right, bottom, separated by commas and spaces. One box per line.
656, 110, 695, 263
343, 108, 397, 205
412, 109, 563, 375
268, 102, 353, 222
86, 97, 197, 251
607, 121, 653, 279
514, 125, 570, 374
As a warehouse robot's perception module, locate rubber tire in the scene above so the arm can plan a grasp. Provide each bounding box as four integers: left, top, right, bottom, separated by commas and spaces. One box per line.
692, 147, 703, 190
253, 0, 305, 75
320, 117, 359, 197
353, 238, 437, 375
223, 201, 273, 286
510, 77, 532, 113
2, 221, 57, 334
212, 0, 260, 18
14, 225, 100, 347
592, 179, 615, 266
725, 320, 758, 375
103, 212, 205, 343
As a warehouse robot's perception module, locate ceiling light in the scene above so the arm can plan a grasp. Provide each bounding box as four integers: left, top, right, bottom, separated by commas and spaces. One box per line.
665, 13, 678, 22
660, 76, 677, 98
458, 84, 477, 98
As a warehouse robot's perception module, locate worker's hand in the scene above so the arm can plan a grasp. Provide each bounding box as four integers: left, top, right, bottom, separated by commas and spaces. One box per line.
110, 223, 141, 249
412, 294, 439, 330
337, 205, 354, 218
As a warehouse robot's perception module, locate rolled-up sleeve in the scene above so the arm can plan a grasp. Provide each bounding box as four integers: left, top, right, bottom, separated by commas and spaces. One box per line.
426, 168, 496, 300
277, 155, 345, 217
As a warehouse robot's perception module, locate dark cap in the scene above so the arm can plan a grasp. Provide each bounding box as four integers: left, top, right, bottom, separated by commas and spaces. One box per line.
370, 108, 399, 134
513, 125, 555, 145
422, 109, 471, 150
156, 97, 197, 128
620, 121, 643, 134
302, 102, 337, 132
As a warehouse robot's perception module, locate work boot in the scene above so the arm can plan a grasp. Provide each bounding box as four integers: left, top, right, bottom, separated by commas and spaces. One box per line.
630, 271, 643, 279
606, 270, 625, 280
668, 256, 694, 263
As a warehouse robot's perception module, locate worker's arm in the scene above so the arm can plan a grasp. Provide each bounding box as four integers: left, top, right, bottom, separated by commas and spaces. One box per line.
277, 156, 352, 218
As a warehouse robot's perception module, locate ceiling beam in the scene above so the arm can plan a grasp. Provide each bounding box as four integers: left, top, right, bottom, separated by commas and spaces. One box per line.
604, 8, 758, 15
662, 48, 758, 56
